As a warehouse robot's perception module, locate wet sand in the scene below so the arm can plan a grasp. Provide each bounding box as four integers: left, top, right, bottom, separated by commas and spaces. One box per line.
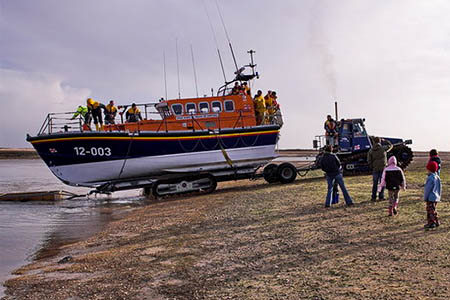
4, 151, 450, 299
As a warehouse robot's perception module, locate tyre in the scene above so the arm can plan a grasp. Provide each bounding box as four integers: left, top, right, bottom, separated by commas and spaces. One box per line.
200, 175, 217, 193
151, 181, 162, 198
277, 162, 297, 184
263, 163, 279, 183
263, 164, 280, 183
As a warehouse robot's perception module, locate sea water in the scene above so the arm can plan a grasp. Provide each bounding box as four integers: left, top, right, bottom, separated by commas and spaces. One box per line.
0, 159, 143, 298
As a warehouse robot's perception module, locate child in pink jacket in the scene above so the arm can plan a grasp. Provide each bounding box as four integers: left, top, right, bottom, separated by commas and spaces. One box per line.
378, 156, 406, 216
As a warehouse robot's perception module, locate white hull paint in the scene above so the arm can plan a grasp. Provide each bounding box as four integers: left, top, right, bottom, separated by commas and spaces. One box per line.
50, 145, 277, 187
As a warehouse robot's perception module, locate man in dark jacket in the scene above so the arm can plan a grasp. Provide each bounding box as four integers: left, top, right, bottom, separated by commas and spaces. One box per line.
367, 137, 393, 201
320, 145, 354, 207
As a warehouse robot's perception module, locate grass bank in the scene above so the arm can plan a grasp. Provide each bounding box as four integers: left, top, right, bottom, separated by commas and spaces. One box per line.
0, 148, 38, 159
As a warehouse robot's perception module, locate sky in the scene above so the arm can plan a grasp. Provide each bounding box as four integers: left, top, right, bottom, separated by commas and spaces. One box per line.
1, 0, 450, 151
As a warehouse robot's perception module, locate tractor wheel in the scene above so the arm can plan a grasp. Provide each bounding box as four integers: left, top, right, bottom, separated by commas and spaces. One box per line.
392, 145, 414, 169
277, 163, 297, 184
263, 163, 279, 183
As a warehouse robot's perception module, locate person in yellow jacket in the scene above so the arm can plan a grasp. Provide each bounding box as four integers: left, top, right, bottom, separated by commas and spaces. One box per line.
104, 100, 117, 125
263, 91, 274, 124
126, 103, 143, 122
242, 82, 251, 96
266, 91, 279, 123
86, 98, 105, 130
253, 90, 265, 125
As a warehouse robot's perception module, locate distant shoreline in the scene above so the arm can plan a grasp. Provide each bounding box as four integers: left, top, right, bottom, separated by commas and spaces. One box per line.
0, 148, 316, 160
0, 148, 39, 159
0, 147, 442, 160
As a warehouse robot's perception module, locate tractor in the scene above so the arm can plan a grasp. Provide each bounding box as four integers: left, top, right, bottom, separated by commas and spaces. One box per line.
313, 118, 413, 175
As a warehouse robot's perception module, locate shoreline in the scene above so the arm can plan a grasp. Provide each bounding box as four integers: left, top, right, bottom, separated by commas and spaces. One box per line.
0, 148, 39, 159
3, 151, 450, 299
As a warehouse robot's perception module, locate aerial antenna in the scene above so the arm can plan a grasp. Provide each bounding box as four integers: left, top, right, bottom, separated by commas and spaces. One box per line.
163, 51, 168, 100
215, 0, 239, 73
247, 49, 257, 77
335, 101, 338, 121
202, 0, 227, 83
176, 38, 181, 99
190, 44, 199, 98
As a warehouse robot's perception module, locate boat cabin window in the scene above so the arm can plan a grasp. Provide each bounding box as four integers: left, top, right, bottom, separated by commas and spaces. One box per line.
211, 101, 222, 112
186, 103, 196, 114
224, 100, 235, 112
171, 104, 183, 115
199, 102, 209, 113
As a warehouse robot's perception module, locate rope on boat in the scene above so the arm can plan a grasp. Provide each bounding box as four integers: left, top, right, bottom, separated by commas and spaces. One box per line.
212, 130, 234, 169
239, 132, 260, 148
177, 137, 202, 152
118, 133, 135, 179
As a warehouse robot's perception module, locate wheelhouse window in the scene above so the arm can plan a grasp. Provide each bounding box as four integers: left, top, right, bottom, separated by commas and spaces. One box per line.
186, 103, 196, 114
353, 122, 367, 137
171, 103, 183, 115
211, 101, 222, 112
224, 100, 234, 112
199, 102, 209, 113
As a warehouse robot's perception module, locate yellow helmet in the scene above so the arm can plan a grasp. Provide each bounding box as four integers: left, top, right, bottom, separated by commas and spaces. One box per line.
87, 98, 94, 105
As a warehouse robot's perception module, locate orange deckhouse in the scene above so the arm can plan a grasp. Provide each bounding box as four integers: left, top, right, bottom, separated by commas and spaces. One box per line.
107, 93, 257, 133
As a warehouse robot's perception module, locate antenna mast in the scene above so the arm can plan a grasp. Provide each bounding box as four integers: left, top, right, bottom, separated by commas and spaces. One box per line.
190, 44, 199, 98
203, 0, 227, 83
176, 38, 181, 99
163, 51, 168, 100
247, 49, 257, 77
215, 0, 239, 73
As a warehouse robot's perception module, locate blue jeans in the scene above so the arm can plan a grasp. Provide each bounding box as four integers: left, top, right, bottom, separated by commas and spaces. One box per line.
372, 171, 385, 200
326, 173, 353, 206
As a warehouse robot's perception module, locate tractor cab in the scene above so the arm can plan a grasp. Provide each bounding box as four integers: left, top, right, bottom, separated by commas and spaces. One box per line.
313, 118, 372, 153
313, 116, 413, 175
337, 118, 372, 153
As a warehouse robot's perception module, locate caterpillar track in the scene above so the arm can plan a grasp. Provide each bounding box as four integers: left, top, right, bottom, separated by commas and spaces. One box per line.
338, 144, 414, 176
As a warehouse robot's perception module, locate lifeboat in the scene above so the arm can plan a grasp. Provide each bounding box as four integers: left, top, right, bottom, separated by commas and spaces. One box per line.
27, 62, 284, 195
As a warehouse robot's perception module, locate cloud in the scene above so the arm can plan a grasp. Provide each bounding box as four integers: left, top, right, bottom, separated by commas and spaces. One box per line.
1, 0, 450, 151
0, 69, 90, 147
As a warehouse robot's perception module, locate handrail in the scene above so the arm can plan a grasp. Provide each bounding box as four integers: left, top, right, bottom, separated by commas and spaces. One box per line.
35, 106, 282, 136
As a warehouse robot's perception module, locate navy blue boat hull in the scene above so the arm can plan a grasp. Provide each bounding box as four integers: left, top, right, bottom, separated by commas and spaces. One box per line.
27, 126, 280, 187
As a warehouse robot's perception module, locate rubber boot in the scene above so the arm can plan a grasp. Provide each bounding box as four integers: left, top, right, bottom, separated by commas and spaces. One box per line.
95, 123, 100, 131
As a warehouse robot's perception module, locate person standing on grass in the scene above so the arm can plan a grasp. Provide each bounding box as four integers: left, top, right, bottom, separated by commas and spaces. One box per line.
319, 145, 354, 207
378, 156, 406, 216
428, 149, 441, 176
424, 161, 441, 229
367, 137, 393, 201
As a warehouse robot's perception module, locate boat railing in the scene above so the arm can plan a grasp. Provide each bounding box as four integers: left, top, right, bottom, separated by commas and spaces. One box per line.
36, 104, 283, 135
38, 112, 85, 135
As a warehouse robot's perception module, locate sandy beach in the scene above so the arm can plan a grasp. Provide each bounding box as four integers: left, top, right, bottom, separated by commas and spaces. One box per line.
3, 151, 450, 299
